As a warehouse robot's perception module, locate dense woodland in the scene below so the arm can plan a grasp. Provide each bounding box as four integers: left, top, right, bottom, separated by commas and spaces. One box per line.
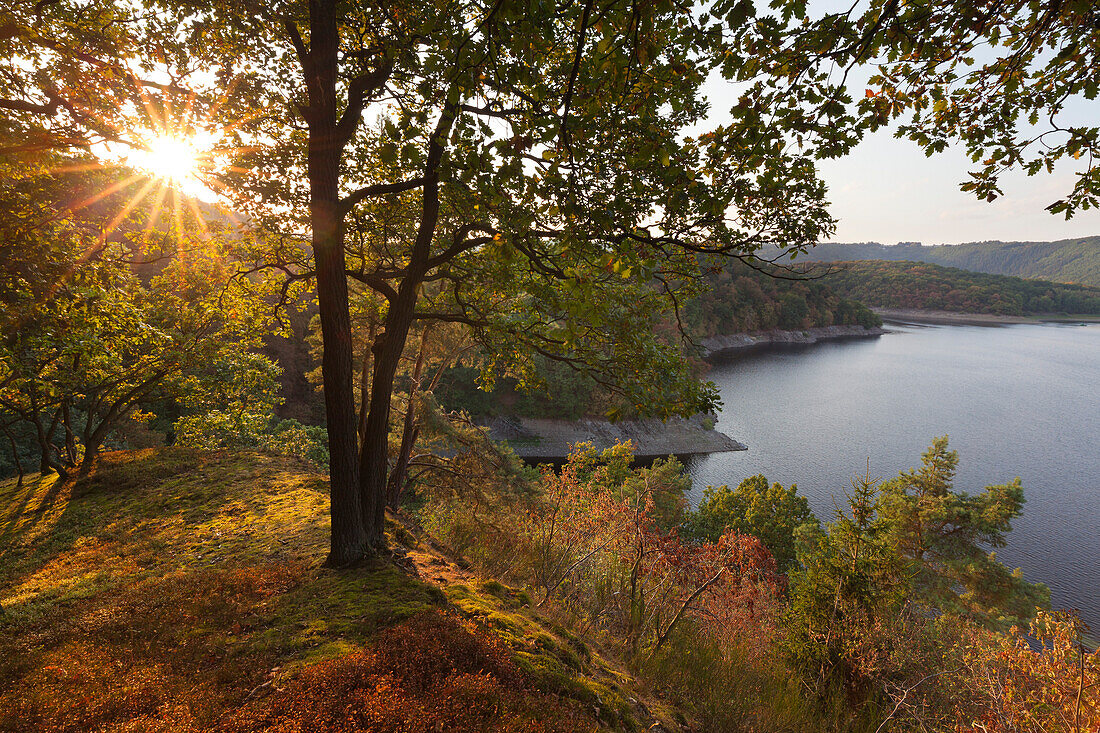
821, 260, 1100, 315
799, 238, 1100, 287
3, 0, 1100, 730
682, 261, 882, 337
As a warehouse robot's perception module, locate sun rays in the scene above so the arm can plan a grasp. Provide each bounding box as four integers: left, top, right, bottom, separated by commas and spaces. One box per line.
14, 64, 274, 287
127, 133, 211, 191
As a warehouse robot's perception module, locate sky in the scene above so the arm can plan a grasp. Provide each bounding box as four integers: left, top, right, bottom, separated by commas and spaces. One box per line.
701, 73, 1100, 245
699, 2, 1100, 246
815, 125, 1100, 245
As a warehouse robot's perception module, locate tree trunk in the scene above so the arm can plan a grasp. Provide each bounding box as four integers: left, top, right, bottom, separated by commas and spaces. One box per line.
78, 432, 102, 476
358, 103, 452, 543
61, 399, 77, 466
31, 408, 65, 477
3, 425, 23, 485
359, 285, 419, 544
386, 326, 428, 508
358, 320, 377, 442
305, 0, 368, 566
36, 416, 51, 475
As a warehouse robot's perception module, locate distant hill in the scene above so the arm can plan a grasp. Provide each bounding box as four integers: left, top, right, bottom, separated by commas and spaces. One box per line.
820, 260, 1100, 316
794, 237, 1100, 287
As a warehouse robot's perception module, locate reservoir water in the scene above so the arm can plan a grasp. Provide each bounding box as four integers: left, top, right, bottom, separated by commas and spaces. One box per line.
685, 321, 1100, 631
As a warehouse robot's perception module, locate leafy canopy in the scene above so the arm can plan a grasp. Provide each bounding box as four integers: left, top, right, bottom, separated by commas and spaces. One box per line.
780, 0, 1100, 216
685, 474, 820, 572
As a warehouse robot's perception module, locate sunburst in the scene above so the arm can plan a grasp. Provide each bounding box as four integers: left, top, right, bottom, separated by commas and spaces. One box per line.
124, 129, 220, 200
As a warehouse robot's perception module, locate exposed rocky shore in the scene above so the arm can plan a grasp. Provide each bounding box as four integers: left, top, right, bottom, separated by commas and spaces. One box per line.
482, 326, 886, 460
872, 307, 1100, 326
699, 324, 885, 359
482, 413, 746, 462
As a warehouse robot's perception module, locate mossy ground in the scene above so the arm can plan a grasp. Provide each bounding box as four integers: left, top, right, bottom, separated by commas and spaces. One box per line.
0, 449, 679, 731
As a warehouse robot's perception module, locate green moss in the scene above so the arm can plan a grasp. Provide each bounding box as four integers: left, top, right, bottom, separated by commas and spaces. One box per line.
479, 579, 506, 596
385, 516, 420, 549
0, 449, 442, 661
445, 581, 638, 730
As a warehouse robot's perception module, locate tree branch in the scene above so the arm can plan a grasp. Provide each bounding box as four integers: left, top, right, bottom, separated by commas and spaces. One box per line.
335, 56, 395, 148
338, 177, 425, 215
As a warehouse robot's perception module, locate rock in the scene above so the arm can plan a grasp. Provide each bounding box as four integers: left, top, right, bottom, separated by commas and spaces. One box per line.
699, 324, 884, 359
482, 413, 745, 461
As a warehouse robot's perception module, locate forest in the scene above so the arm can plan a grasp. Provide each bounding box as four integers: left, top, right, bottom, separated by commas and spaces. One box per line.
821, 260, 1100, 315
682, 261, 882, 336
2, 0, 1099, 731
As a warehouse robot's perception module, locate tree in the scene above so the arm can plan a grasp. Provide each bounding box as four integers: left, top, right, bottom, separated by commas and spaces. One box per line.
0, 150, 272, 474
149, 0, 859, 566
685, 474, 819, 573
783, 470, 908, 700
11, 1, 1085, 569
876, 436, 1049, 629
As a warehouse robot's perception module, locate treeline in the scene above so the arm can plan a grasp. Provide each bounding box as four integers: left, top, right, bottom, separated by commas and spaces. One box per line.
682, 260, 882, 338
795, 237, 1100, 287
821, 260, 1100, 315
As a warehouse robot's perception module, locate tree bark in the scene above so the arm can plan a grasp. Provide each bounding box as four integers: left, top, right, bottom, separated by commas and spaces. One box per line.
35, 414, 51, 475
61, 399, 77, 466
32, 411, 67, 479
302, 0, 369, 566
386, 326, 428, 508
358, 102, 453, 543
359, 294, 417, 545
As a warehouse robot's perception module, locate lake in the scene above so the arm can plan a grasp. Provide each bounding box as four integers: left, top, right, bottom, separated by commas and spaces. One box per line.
685, 321, 1100, 631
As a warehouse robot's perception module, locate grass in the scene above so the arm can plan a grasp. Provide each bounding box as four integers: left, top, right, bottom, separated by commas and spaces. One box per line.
0, 448, 668, 731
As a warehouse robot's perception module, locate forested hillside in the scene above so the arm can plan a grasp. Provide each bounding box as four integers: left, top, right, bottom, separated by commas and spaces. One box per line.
794, 237, 1100, 287
682, 261, 881, 338
821, 261, 1100, 315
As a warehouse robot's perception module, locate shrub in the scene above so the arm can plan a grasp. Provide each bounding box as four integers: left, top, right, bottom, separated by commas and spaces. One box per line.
174, 410, 328, 467
684, 474, 819, 572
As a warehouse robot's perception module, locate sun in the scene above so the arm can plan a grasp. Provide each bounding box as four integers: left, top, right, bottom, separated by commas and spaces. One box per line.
125, 130, 219, 199
143, 136, 201, 182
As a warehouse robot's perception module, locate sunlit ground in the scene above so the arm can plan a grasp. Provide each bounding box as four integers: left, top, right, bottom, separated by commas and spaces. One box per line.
0, 450, 619, 732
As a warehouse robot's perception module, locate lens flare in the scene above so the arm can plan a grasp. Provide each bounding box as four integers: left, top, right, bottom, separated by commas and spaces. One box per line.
126, 132, 216, 196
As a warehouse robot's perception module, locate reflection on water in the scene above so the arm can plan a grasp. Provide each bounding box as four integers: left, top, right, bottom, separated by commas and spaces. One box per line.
685, 322, 1100, 630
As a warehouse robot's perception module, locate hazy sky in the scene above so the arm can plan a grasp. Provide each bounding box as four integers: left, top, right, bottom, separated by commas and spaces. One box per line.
699, 9, 1100, 246
815, 125, 1100, 245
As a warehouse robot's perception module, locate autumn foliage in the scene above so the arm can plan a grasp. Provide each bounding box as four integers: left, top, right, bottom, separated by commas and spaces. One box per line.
955, 611, 1100, 733
427, 442, 782, 656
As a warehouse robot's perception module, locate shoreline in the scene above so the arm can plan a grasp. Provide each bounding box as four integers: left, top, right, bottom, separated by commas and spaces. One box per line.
483, 414, 746, 462
699, 324, 885, 359
873, 307, 1100, 326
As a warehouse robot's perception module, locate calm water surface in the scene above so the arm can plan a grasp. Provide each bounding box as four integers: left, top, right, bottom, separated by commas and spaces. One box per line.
685, 322, 1100, 630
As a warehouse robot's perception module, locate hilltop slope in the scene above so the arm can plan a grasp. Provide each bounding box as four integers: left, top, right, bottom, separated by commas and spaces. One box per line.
0, 449, 681, 732
819, 260, 1100, 316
